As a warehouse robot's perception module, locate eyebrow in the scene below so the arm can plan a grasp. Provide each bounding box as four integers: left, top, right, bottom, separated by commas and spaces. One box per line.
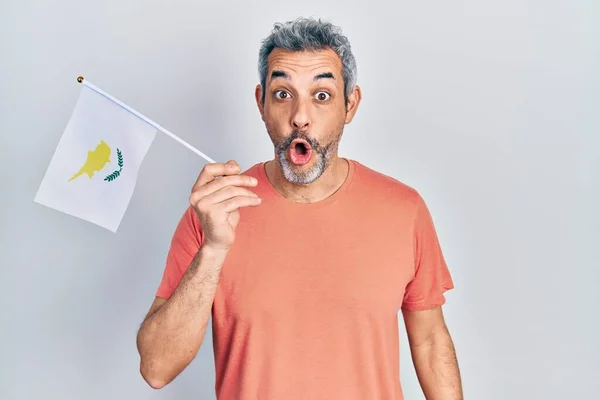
314, 72, 335, 81
270, 70, 336, 81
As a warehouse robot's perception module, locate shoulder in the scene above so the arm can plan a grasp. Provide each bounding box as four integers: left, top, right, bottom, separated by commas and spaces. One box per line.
349, 159, 425, 210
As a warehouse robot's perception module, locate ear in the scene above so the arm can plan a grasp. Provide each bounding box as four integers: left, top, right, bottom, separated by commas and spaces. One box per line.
344, 85, 362, 124
255, 84, 265, 121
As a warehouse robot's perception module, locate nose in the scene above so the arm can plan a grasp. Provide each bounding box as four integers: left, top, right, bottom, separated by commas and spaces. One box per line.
291, 99, 310, 130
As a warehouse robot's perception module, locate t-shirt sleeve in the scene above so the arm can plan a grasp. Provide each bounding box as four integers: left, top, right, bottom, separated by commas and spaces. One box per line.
155, 206, 204, 299
401, 193, 454, 311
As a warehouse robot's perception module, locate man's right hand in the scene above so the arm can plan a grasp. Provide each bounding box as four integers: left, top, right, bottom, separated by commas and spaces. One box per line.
189, 160, 261, 252
138, 160, 258, 389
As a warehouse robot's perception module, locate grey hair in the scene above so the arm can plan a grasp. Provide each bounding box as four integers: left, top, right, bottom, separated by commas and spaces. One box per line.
258, 17, 357, 105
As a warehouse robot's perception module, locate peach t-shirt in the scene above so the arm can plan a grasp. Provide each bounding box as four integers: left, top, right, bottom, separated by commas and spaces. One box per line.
156, 159, 454, 399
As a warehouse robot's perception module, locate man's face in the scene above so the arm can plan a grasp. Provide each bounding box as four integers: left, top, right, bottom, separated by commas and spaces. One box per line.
256, 47, 360, 185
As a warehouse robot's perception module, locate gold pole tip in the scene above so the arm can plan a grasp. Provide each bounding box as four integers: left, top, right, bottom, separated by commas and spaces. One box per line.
77, 76, 84, 83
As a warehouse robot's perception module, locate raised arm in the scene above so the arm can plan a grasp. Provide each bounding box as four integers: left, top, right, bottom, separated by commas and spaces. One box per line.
136, 245, 228, 389
136, 160, 261, 389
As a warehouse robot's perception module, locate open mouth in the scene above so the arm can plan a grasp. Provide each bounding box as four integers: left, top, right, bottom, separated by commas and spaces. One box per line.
289, 139, 312, 165
295, 141, 309, 155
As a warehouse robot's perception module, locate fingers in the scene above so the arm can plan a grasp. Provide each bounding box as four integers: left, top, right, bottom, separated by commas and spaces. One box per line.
220, 196, 262, 213
192, 186, 260, 213
192, 174, 258, 199
187, 160, 261, 250
207, 185, 258, 202
189, 160, 262, 215
193, 160, 241, 189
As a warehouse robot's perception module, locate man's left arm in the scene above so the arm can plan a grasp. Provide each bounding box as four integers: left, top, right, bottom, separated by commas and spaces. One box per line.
402, 306, 463, 400
401, 192, 463, 399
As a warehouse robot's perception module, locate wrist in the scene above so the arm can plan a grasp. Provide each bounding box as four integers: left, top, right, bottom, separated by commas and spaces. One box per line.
199, 243, 230, 266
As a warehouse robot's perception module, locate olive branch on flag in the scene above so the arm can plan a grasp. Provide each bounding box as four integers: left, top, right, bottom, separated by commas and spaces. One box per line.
104, 148, 123, 182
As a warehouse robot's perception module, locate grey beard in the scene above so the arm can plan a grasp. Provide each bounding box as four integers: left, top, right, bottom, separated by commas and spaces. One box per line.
277, 149, 327, 185
273, 129, 342, 185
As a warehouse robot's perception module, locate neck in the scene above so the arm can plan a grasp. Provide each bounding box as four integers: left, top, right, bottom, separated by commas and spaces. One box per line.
265, 155, 349, 203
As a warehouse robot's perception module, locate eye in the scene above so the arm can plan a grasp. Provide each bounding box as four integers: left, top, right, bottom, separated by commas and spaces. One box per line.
274, 90, 291, 100
315, 91, 330, 101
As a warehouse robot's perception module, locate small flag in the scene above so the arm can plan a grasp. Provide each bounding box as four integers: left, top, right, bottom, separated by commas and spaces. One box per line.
34, 82, 157, 232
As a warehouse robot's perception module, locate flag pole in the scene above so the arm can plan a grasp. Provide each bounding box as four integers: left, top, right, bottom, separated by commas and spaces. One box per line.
76, 76, 217, 164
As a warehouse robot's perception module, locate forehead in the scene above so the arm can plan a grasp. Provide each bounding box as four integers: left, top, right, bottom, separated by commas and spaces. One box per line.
266, 47, 343, 83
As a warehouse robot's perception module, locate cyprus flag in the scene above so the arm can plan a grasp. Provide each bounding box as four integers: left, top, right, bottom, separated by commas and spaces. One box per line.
34, 84, 157, 232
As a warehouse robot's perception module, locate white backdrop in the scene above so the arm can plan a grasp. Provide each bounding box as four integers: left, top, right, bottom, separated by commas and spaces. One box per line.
1, 1, 598, 399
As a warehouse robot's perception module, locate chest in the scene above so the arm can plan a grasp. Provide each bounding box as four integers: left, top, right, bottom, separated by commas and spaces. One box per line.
213, 206, 416, 323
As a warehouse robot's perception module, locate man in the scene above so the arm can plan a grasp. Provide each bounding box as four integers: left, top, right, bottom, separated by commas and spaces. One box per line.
136, 17, 463, 399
